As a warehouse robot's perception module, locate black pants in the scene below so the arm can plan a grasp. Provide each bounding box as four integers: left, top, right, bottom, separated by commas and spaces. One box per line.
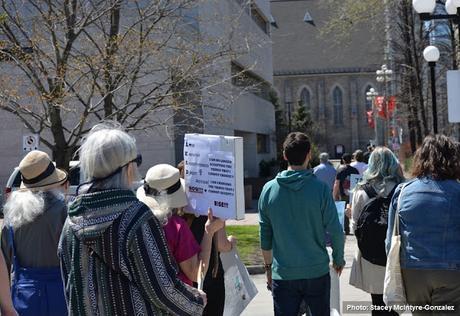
371, 294, 398, 316
344, 215, 350, 234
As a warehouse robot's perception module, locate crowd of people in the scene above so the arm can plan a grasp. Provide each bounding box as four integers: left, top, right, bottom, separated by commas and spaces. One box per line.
259, 132, 460, 316
1, 123, 460, 316
0, 122, 236, 316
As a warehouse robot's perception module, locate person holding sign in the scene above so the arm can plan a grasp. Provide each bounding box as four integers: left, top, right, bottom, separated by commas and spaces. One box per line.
136, 164, 225, 287
259, 132, 345, 316
177, 160, 237, 316
333, 153, 359, 235
349, 147, 403, 315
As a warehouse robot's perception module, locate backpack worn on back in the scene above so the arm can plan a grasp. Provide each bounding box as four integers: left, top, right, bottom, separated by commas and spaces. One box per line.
355, 183, 396, 266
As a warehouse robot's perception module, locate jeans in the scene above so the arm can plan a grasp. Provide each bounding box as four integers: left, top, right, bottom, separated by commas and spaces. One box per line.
272, 273, 330, 316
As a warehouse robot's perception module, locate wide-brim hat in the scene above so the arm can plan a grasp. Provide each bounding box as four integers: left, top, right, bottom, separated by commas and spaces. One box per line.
137, 164, 188, 209
19, 150, 68, 191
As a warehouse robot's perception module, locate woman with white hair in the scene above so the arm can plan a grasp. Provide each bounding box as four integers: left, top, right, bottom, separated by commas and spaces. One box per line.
349, 147, 404, 315
137, 164, 224, 287
58, 122, 206, 316
1, 150, 69, 316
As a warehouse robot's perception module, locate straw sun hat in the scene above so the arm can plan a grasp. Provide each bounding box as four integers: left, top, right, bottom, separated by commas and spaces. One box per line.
19, 150, 68, 191
136, 164, 187, 210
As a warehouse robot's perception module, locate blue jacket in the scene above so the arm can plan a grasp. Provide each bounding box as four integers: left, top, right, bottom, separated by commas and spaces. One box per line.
386, 177, 460, 270
259, 169, 345, 280
313, 162, 337, 191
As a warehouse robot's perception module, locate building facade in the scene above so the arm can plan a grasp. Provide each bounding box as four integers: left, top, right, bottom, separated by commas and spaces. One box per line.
271, 0, 385, 157
0, 0, 275, 192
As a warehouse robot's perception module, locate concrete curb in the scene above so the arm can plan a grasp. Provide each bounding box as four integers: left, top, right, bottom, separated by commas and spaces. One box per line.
247, 265, 265, 275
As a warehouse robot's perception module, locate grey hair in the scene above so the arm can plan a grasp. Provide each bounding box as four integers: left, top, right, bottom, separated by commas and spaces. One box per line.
319, 152, 329, 163
78, 122, 138, 192
4, 189, 64, 228
150, 194, 173, 226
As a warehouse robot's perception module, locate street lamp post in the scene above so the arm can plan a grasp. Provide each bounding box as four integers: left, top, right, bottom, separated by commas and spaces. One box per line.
366, 88, 379, 145
413, 1, 460, 135
423, 45, 440, 134
376, 64, 393, 146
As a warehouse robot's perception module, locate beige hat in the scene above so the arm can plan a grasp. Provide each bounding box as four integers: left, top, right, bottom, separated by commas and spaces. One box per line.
19, 150, 68, 191
136, 164, 188, 209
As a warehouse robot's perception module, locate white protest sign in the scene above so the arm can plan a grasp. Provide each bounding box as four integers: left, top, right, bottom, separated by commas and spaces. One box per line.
335, 201, 346, 229
349, 174, 363, 204
23, 134, 39, 152
184, 134, 245, 220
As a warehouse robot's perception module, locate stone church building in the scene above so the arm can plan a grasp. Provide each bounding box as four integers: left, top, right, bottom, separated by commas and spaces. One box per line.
271, 0, 386, 158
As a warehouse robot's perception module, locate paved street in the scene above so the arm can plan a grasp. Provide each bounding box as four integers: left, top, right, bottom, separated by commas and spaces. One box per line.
242, 236, 372, 316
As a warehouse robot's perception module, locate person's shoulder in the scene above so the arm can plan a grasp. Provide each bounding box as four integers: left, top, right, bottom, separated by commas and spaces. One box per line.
349, 165, 359, 174
261, 177, 278, 192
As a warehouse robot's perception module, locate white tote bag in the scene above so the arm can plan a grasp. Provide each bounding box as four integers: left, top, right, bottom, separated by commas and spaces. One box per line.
220, 249, 258, 316
383, 184, 407, 308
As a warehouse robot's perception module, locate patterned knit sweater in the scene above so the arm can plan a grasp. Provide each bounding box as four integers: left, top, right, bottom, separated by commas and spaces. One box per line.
58, 189, 205, 316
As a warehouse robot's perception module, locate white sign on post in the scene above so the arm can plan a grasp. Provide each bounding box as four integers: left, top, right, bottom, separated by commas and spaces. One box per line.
23, 134, 39, 152
447, 70, 460, 123
184, 133, 245, 220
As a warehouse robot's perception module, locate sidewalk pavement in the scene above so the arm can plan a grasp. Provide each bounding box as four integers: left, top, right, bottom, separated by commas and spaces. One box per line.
242, 236, 372, 316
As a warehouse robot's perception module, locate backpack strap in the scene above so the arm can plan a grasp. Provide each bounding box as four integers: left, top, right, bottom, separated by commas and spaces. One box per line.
362, 183, 377, 199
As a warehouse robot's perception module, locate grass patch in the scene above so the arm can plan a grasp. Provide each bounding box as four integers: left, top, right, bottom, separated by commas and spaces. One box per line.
226, 225, 263, 266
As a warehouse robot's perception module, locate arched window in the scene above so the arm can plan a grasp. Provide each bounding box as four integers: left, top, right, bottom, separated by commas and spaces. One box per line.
333, 87, 343, 125
299, 88, 311, 109
365, 85, 373, 111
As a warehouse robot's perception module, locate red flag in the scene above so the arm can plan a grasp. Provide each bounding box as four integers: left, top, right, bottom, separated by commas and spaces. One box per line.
367, 110, 375, 128
375, 96, 387, 119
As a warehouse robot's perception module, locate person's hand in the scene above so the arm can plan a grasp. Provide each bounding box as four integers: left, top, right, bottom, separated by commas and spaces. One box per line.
197, 289, 207, 307
228, 235, 237, 249
333, 263, 344, 276
205, 208, 225, 235
265, 268, 272, 291
0, 307, 18, 316
345, 204, 351, 219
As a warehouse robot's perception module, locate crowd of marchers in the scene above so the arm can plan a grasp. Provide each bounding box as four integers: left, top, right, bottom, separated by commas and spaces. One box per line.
258, 132, 460, 316
0, 123, 459, 316
0, 122, 236, 316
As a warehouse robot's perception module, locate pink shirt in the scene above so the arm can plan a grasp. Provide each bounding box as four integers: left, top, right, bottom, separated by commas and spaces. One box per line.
163, 215, 201, 285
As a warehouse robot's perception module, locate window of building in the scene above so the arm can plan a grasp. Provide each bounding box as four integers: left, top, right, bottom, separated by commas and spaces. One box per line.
257, 134, 270, 153
333, 87, 343, 125
251, 6, 268, 34
299, 88, 311, 109
365, 85, 373, 111
231, 62, 271, 101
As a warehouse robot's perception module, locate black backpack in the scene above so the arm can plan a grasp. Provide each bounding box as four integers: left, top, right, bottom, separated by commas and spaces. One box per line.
355, 183, 396, 266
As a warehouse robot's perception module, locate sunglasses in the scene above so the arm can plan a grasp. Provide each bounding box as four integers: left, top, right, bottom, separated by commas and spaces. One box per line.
130, 154, 142, 167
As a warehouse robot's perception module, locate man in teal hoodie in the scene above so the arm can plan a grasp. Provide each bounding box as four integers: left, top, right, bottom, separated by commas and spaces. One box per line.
259, 132, 345, 316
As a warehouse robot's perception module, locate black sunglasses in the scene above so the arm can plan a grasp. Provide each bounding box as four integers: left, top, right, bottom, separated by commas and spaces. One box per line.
130, 154, 142, 167
76, 153, 142, 195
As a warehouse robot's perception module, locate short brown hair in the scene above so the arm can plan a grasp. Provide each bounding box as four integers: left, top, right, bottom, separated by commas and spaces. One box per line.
411, 135, 460, 180
283, 132, 311, 166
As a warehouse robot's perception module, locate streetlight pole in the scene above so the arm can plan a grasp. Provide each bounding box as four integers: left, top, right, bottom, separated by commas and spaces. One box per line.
376, 64, 393, 146
423, 45, 440, 134
366, 88, 379, 145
